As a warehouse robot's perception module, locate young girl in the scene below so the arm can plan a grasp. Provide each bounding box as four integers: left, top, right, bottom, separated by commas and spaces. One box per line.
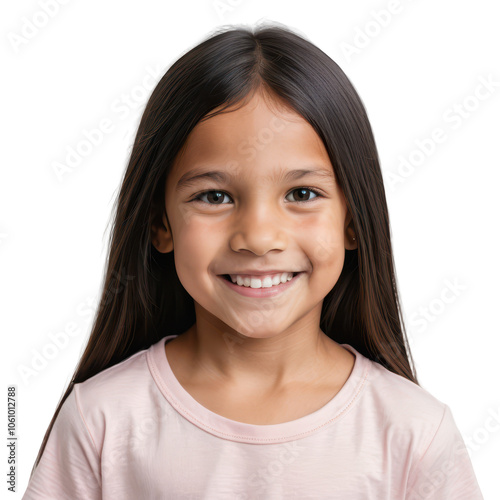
22, 23, 483, 499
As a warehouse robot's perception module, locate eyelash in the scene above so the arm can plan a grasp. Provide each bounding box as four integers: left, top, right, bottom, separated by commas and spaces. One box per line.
189, 187, 324, 206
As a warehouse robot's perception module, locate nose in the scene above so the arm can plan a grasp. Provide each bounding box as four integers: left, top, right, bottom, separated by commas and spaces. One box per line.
228, 200, 288, 256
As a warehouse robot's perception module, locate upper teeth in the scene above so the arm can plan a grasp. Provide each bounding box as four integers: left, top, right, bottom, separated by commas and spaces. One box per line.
229, 272, 295, 288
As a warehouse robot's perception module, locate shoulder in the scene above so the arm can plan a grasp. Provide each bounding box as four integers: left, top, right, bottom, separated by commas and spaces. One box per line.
351, 349, 452, 451
75, 346, 151, 407
69, 344, 159, 450
344, 344, 448, 427
360, 353, 475, 474
367, 356, 449, 437
356, 355, 483, 498
367, 357, 447, 421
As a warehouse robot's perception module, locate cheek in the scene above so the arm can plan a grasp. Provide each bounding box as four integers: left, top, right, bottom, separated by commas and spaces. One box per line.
172, 217, 219, 279
298, 213, 346, 268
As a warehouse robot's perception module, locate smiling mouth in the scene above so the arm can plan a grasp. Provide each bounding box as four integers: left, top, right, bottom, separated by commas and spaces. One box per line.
221, 272, 300, 282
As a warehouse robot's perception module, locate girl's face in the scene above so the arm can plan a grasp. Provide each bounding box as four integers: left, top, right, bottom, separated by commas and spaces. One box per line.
153, 90, 356, 340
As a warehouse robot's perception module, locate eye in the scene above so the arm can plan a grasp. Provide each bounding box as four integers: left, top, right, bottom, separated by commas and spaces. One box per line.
192, 191, 232, 205
190, 187, 322, 206
285, 187, 321, 203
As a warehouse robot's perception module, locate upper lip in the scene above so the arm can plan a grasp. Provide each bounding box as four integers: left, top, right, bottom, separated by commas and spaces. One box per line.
220, 270, 302, 276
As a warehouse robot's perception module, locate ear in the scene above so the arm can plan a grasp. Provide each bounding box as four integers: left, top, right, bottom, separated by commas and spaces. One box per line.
151, 209, 174, 254
344, 213, 358, 251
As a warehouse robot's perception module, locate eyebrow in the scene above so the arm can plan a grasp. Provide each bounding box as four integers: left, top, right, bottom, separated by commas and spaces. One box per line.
176, 167, 335, 191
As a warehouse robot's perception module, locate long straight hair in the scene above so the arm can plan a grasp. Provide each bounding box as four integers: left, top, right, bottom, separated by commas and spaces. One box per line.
30, 21, 418, 476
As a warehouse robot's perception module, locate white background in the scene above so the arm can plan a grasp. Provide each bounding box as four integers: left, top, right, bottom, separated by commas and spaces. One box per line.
2, 0, 499, 498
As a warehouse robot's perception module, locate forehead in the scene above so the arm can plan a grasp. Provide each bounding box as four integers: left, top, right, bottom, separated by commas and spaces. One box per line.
169, 92, 332, 185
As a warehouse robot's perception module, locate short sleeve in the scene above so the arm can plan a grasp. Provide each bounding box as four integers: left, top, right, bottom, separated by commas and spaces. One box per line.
406, 404, 483, 500
22, 386, 102, 500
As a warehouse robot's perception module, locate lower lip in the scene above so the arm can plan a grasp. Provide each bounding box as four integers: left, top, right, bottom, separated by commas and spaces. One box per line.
217, 273, 304, 298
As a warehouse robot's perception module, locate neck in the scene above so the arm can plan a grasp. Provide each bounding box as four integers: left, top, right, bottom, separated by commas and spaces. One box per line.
178, 310, 340, 392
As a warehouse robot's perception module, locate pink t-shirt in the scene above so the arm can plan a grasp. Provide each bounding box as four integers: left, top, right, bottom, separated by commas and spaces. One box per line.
22, 334, 483, 499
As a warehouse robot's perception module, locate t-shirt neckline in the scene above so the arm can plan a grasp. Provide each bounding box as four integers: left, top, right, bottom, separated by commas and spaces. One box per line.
147, 334, 370, 444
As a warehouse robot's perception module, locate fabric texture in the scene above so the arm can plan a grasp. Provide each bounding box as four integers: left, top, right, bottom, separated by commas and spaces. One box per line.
22, 334, 484, 499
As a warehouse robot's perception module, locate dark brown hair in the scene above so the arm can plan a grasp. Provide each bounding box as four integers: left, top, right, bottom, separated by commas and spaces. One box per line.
29, 21, 418, 477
